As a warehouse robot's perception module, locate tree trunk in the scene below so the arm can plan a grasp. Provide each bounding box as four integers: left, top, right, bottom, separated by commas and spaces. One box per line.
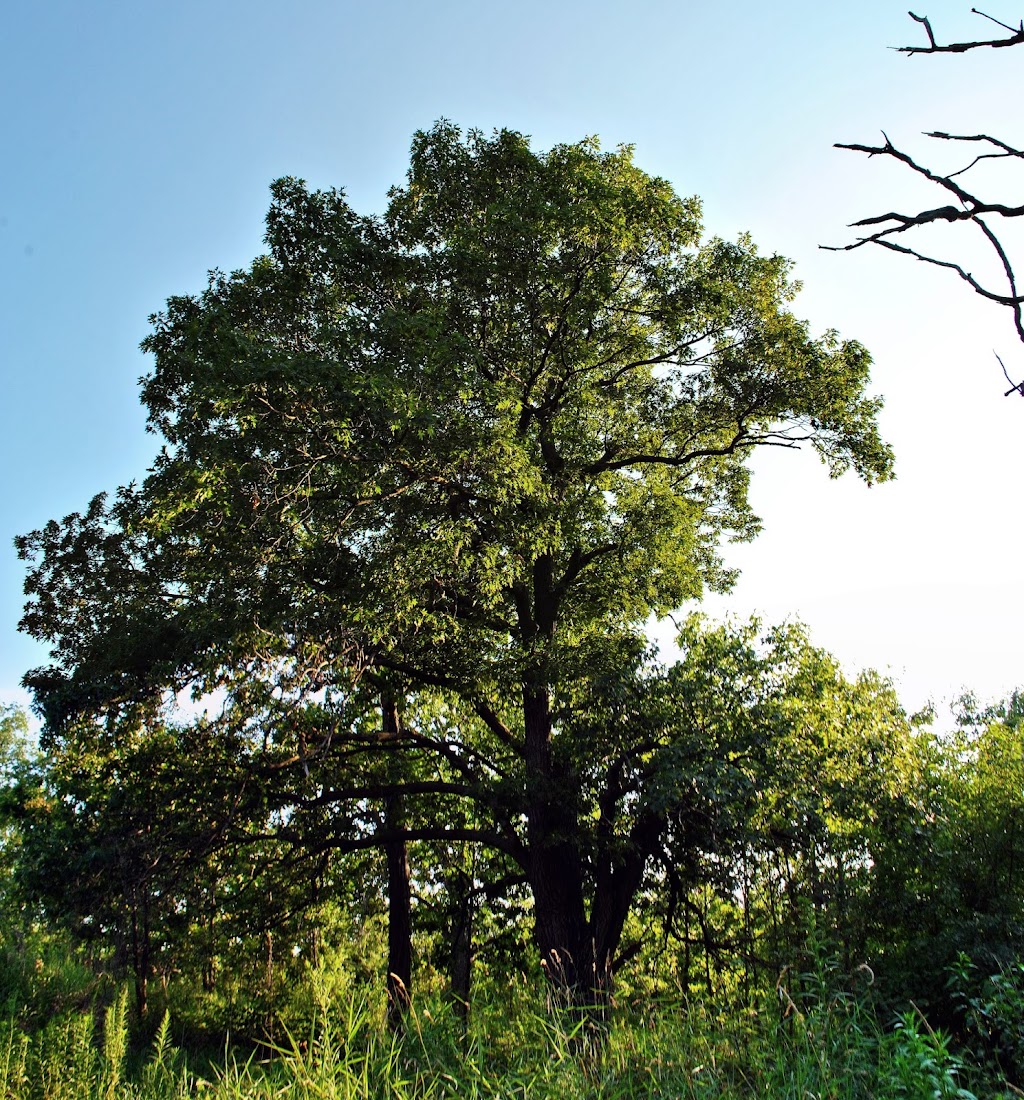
518, 557, 659, 1008
385, 798, 412, 1024
382, 692, 412, 1027
523, 679, 662, 1007
448, 858, 474, 1024
129, 890, 150, 1018
522, 683, 595, 1002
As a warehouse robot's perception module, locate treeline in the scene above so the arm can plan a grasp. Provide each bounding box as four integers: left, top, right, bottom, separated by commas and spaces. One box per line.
4, 658, 1024, 1051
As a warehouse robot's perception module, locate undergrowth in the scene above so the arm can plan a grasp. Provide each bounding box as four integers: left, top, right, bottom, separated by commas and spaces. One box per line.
0, 960, 1011, 1099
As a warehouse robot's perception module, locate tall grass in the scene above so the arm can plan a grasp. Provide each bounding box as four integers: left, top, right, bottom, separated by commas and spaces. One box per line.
0, 970, 1004, 1100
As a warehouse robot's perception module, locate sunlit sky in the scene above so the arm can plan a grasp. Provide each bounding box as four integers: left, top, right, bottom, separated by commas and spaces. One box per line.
2, 0, 1022, 721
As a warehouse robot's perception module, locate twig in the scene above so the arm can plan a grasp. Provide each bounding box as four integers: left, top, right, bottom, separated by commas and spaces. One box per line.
996, 351, 1024, 396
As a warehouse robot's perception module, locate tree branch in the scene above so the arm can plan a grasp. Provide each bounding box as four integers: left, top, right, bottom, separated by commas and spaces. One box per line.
898, 9, 1024, 54
281, 824, 527, 863
294, 779, 490, 807
827, 80, 1024, 395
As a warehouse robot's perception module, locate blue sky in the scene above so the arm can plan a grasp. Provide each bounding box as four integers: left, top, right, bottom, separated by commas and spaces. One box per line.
3, 0, 1022, 717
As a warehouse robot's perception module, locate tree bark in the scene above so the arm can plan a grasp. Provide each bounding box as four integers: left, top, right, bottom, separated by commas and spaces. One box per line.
517, 554, 663, 1006
447, 858, 473, 1024
129, 889, 150, 1018
521, 678, 664, 1007
382, 692, 413, 1027
522, 682, 594, 1000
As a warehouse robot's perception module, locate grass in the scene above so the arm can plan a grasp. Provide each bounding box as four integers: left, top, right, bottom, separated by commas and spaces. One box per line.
0, 968, 1006, 1100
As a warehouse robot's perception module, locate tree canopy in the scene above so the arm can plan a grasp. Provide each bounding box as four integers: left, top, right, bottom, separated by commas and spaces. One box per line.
17, 122, 894, 1004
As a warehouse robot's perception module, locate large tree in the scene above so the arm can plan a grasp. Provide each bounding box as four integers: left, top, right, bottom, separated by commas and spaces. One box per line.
18, 122, 893, 1003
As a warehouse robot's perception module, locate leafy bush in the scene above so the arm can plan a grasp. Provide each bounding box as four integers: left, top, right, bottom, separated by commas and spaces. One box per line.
949, 952, 1024, 1085
880, 1010, 976, 1100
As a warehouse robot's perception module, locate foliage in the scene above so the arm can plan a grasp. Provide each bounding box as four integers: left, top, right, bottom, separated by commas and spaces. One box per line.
0, 705, 29, 770
8, 103, 1024, 1097
16, 121, 892, 1004
619, 616, 917, 999
883, 1009, 976, 1100
0, 704, 32, 919
861, 691, 1024, 1017
949, 952, 1024, 1085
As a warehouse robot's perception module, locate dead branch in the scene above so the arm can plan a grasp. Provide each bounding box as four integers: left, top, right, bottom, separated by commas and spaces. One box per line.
997, 352, 1024, 395
898, 9, 1024, 54
826, 10, 1024, 396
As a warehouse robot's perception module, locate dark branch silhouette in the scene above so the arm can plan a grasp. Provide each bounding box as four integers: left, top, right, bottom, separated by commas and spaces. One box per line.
897, 9, 1024, 53
825, 9, 1024, 396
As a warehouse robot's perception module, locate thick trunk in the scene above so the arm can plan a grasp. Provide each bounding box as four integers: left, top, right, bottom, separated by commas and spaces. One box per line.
523, 686, 661, 1005
385, 802, 412, 1022
519, 553, 654, 1005
523, 683, 594, 999
129, 891, 150, 1018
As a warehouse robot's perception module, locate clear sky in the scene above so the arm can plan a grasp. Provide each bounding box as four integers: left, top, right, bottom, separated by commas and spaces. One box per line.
2, 0, 1022, 719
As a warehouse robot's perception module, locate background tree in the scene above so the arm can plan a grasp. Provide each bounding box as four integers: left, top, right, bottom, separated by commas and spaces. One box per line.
864, 690, 1024, 1019
11, 716, 253, 1018
18, 122, 893, 1006
827, 8, 1024, 396
630, 617, 916, 1001
0, 704, 32, 922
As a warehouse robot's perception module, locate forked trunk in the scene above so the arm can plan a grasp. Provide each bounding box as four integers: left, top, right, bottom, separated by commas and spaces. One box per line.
523, 682, 660, 1008
523, 683, 601, 1003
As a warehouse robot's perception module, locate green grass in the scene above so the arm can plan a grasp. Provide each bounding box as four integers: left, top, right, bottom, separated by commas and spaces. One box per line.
0, 972, 1007, 1100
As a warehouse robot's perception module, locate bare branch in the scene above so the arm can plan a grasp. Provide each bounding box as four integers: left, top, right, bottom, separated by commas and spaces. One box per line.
827, 22, 1024, 396
971, 7, 1024, 33
907, 11, 939, 49
831, 235, 1023, 306
927, 130, 1024, 157
996, 351, 1024, 395
898, 9, 1024, 53
832, 133, 990, 210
